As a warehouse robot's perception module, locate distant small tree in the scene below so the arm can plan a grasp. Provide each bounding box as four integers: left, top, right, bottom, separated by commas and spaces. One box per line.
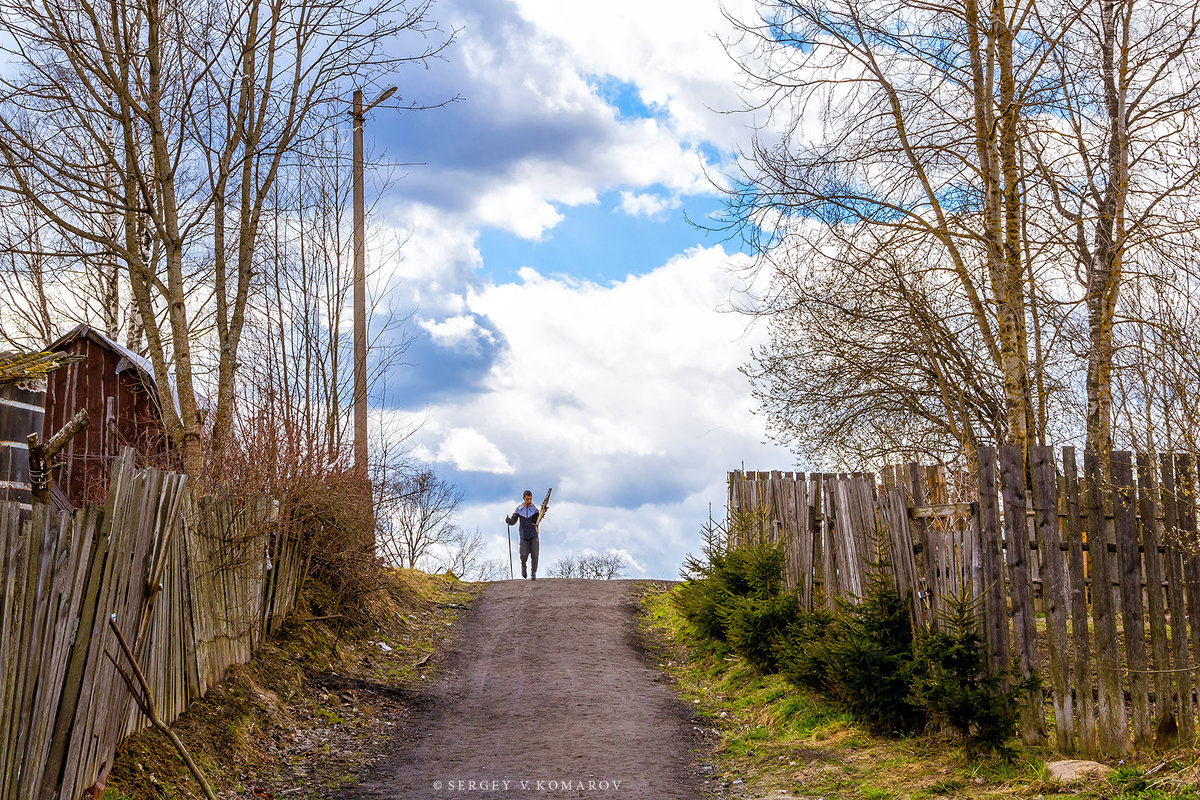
549, 551, 628, 580
378, 469, 461, 569
435, 527, 505, 582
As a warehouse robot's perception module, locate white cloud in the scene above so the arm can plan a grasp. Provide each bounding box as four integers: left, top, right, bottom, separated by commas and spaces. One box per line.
392, 244, 796, 576
378, 0, 763, 244
617, 190, 680, 220
432, 427, 515, 474
418, 314, 495, 353
363, 1, 796, 578
509, 0, 765, 143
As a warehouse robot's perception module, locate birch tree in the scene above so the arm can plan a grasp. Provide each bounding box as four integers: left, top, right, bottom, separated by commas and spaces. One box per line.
729, 0, 1200, 465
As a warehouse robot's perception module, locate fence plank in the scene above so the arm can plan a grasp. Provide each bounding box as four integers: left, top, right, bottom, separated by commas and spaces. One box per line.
1062, 447, 1098, 756
809, 475, 826, 608
1161, 454, 1194, 739
908, 463, 937, 622
776, 473, 795, 587
999, 444, 1047, 746
1178, 454, 1200, 748
1032, 446, 1073, 751
820, 475, 839, 607
834, 478, 864, 598
1137, 454, 1172, 732
1085, 451, 1132, 757
975, 447, 1010, 682
1112, 452, 1152, 747
794, 476, 814, 608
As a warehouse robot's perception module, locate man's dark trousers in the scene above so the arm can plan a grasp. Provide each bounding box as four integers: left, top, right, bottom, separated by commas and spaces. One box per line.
520, 536, 539, 577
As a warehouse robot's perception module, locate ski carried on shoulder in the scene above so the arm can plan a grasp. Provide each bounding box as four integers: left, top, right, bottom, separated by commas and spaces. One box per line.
536, 487, 552, 533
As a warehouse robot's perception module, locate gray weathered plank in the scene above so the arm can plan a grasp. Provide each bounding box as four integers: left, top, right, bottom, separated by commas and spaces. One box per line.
1032, 446, 1073, 751
999, 444, 1046, 746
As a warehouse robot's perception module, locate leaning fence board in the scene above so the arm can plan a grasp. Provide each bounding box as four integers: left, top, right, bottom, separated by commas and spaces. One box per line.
1137, 454, 1172, 730
1112, 452, 1152, 747
1031, 447, 1072, 751
1161, 454, 1194, 739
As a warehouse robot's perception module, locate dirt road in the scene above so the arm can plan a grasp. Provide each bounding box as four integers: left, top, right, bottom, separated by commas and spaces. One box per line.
339, 579, 713, 800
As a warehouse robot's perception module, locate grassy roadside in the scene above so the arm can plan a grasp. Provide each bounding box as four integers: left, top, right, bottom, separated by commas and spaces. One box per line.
102, 568, 478, 800
635, 581, 1200, 800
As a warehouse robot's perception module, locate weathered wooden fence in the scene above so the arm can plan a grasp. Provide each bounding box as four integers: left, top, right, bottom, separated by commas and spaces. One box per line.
730, 446, 1200, 758
0, 449, 304, 800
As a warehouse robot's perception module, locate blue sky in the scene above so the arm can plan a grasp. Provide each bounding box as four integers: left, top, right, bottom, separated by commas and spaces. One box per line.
365, 0, 797, 579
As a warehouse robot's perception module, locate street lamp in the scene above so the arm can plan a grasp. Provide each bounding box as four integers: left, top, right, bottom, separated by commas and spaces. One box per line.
351, 85, 396, 481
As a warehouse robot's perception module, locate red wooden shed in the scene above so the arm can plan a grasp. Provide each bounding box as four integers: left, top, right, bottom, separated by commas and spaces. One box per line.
44, 325, 178, 506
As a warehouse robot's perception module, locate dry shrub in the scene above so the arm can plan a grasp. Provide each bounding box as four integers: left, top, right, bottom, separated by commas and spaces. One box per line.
200, 393, 384, 620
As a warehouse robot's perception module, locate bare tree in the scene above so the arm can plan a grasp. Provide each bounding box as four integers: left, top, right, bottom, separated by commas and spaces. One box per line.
377, 469, 462, 570
1031, 0, 1200, 456
435, 528, 505, 582
0, 0, 451, 474
727, 0, 1200, 468
234, 115, 413, 483
725, 0, 1047, 466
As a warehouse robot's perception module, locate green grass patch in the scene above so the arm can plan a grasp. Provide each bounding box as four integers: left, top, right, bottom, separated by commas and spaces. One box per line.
636, 581, 1200, 800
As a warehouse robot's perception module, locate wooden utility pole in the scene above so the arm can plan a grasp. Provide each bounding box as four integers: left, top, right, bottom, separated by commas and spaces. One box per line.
351, 85, 396, 478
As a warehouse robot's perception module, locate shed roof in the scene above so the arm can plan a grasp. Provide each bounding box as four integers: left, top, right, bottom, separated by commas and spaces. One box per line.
47, 324, 189, 418
0, 350, 79, 386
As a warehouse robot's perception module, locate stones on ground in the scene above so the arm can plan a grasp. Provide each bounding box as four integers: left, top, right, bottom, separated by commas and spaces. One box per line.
1045, 760, 1114, 784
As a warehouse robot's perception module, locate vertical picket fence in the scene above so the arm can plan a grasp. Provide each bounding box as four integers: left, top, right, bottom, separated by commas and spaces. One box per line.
0, 448, 304, 800
730, 446, 1200, 757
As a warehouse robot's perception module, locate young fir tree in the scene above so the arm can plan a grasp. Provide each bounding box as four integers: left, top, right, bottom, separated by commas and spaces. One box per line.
913, 586, 1034, 758
823, 529, 924, 735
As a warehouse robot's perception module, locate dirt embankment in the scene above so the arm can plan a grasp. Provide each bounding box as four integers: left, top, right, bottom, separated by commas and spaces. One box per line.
104, 569, 477, 800
340, 579, 718, 800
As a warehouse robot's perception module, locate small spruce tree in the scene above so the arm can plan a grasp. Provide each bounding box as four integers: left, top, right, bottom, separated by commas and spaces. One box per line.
823, 529, 924, 735
912, 586, 1035, 759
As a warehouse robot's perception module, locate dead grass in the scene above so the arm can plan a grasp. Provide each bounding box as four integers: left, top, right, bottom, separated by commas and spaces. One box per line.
102, 568, 478, 800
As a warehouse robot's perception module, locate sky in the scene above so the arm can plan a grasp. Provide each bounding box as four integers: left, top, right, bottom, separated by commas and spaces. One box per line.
364, 0, 799, 579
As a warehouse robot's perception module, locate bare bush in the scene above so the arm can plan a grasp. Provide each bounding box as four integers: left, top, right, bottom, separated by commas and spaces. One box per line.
548, 551, 629, 580
432, 527, 505, 582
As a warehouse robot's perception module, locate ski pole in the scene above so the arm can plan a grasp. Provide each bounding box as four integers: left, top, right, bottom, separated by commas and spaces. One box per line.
507, 522, 514, 580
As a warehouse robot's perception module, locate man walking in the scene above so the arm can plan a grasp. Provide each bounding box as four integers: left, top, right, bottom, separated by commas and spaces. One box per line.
506, 490, 540, 579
